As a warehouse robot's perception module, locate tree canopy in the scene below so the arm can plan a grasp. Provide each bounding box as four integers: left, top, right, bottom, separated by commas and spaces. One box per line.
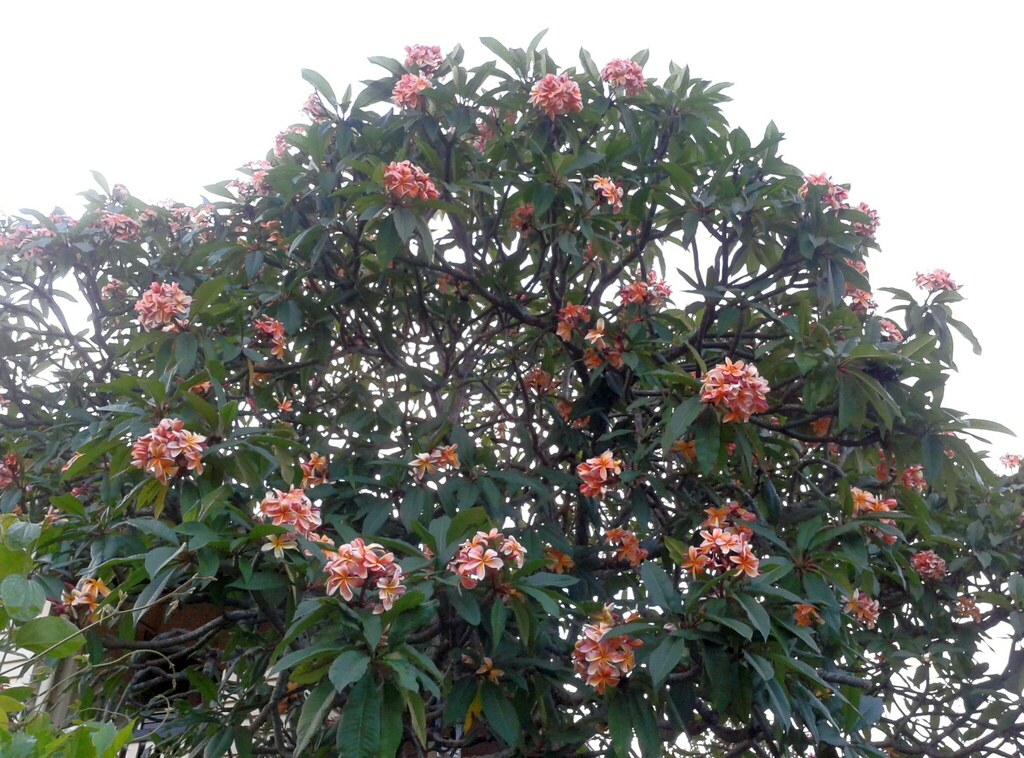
0, 35, 1022, 758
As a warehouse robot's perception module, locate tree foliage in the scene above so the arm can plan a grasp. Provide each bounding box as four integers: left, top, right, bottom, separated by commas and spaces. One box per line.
0, 36, 1022, 758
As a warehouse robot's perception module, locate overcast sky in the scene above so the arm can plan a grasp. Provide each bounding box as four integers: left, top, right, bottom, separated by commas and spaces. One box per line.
3, 1, 1021, 456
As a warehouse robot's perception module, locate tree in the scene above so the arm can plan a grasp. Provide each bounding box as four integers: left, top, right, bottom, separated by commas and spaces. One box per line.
0, 35, 1021, 758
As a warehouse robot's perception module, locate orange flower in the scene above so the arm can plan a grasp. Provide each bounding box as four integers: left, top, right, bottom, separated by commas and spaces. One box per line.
257, 487, 321, 539
383, 160, 439, 201
843, 589, 880, 629
392, 73, 433, 109
435, 444, 460, 469
545, 547, 575, 574
700, 358, 770, 423
474, 657, 504, 684
253, 316, 287, 359
730, 545, 760, 578
300, 453, 329, 488
671, 439, 697, 461
130, 418, 207, 484
601, 59, 646, 96
529, 73, 583, 118
793, 604, 823, 627
681, 545, 710, 577
262, 533, 298, 558
910, 549, 946, 581
604, 528, 648, 567
556, 303, 589, 341
134, 282, 192, 332
590, 176, 623, 213
584, 318, 609, 349
509, 204, 534, 233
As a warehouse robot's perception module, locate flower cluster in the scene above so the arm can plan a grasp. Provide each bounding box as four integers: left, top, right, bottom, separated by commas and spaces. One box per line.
408, 444, 460, 481
404, 44, 443, 72
601, 58, 646, 96
100, 212, 140, 242
555, 399, 590, 430
134, 282, 192, 331
522, 365, 555, 395
324, 538, 406, 613
910, 549, 947, 581
302, 93, 330, 122
700, 358, 770, 423
901, 464, 927, 493
843, 589, 880, 628
300, 453, 329, 488
914, 269, 959, 292
682, 506, 760, 580
63, 576, 111, 616
556, 303, 590, 341
956, 595, 982, 622
591, 176, 623, 213
256, 487, 321, 539
509, 203, 534, 233
466, 655, 503, 683
129, 418, 207, 485
850, 487, 898, 545
529, 73, 583, 118
447, 529, 526, 589
879, 319, 904, 343
253, 315, 287, 359
274, 125, 306, 158
572, 608, 642, 693
845, 286, 876, 314
100, 279, 125, 301
1000, 454, 1022, 470
604, 528, 647, 567
793, 603, 824, 627
392, 73, 432, 109
799, 173, 849, 210
383, 160, 440, 201
545, 547, 575, 574
0, 455, 18, 490
617, 270, 672, 307
577, 451, 623, 499
852, 202, 881, 237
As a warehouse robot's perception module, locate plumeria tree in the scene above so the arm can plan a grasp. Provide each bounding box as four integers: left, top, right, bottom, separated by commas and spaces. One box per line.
1, 35, 1022, 758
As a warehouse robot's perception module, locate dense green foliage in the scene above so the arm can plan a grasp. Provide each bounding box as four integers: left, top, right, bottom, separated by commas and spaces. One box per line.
0, 35, 1022, 757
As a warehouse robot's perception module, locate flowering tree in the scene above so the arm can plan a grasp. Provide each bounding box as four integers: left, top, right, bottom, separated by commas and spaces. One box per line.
1, 36, 1022, 758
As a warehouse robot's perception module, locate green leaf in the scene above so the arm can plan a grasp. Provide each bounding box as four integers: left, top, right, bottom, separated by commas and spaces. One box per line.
694, 410, 720, 474
301, 68, 337, 107
378, 683, 404, 758
481, 682, 521, 746
648, 634, 687, 688
521, 572, 577, 588
393, 207, 418, 244
661, 396, 703, 454
736, 593, 772, 641
269, 642, 346, 677
706, 613, 753, 640
329, 649, 371, 692
337, 675, 382, 758
447, 586, 481, 625
294, 680, 335, 755
14, 616, 85, 658
640, 562, 681, 612
0, 545, 33, 581
1, 575, 46, 622
606, 693, 631, 756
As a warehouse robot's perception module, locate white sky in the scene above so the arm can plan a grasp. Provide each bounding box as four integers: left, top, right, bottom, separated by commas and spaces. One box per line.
3, 1, 1022, 455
